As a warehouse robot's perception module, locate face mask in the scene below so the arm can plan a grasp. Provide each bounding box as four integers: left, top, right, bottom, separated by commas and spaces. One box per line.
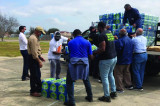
99, 30, 102, 33
93, 30, 96, 33
40, 34, 44, 38
97, 32, 100, 34
55, 36, 61, 41
98, 27, 101, 33
71, 36, 74, 39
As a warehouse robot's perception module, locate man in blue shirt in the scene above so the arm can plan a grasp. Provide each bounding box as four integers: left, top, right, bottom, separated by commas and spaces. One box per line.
123, 4, 142, 30
132, 28, 147, 91
114, 29, 133, 93
64, 29, 93, 106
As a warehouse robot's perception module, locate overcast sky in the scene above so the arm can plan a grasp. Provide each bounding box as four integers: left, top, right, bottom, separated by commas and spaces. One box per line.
0, 0, 160, 32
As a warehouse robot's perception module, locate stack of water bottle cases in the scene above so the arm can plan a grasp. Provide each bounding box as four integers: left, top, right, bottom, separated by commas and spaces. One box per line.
99, 13, 159, 46
41, 77, 68, 102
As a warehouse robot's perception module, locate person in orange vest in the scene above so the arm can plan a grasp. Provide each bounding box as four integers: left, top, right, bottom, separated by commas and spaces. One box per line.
48, 31, 70, 79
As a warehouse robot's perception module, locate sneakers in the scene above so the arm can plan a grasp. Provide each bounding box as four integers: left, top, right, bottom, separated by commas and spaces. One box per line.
64, 102, 76, 106
30, 92, 41, 97
26, 75, 30, 78
133, 87, 143, 91
98, 96, 111, 102
126, 86, 134, 90
22, 77, 30, 81
116, 89, 124, 93
98, 79, 102, 83
85, 96, 93, 102
110, 92, 117, 99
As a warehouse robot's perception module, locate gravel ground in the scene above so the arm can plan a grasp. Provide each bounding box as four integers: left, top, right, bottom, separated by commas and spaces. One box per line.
0, 54, 160, 106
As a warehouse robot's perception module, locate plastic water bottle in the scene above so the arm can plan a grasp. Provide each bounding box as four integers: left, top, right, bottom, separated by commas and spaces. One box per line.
65, 46, 69, 54
91, 45, 97, 51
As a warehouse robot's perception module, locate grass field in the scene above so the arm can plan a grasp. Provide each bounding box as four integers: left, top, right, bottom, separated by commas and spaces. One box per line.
0, 41, 49, 57
4, 37, 19, 40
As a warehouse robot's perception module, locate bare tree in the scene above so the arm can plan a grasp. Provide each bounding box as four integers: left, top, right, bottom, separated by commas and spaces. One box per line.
0, 14, 7, 41
0, 13, 19, 41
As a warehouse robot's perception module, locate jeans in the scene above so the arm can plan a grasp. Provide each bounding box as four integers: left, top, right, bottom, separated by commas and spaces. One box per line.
20, 50, 29, 80
28, 55, 42, 93
99, 57, 117, 97
49, 59, 61, 79
132, 53, 148, 88
66, 70, 92, 104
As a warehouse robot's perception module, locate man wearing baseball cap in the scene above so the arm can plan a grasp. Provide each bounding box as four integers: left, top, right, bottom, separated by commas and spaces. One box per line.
28, 26, 46, 97
35, 26, 46, 35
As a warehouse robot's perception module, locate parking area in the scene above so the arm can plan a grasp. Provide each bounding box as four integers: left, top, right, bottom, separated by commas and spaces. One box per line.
0, 54, 160, 106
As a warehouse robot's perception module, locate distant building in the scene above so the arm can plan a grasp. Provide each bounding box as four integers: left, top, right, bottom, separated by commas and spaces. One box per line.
60, 31, 71, 38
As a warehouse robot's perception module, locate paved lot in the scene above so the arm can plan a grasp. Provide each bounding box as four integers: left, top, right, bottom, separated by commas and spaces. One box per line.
0, 54, 160, 106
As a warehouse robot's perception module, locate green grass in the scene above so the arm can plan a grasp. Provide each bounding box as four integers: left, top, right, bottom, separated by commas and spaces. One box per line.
0, 41, 49, 57
40, 41, 49, 54
4, 37, 19, 40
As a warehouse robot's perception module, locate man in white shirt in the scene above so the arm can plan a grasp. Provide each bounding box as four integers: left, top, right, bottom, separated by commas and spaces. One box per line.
48, 31, 69, 79
19, 26, 29, 81
132, 28, 147, 91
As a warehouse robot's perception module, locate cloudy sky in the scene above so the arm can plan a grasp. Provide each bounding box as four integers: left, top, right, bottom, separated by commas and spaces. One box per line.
0, 0, 160, 32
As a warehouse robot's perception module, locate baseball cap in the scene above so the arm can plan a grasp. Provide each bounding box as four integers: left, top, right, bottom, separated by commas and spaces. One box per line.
89, 26, 95, 31
55, 31, 61, 36
35, 26, 46, 35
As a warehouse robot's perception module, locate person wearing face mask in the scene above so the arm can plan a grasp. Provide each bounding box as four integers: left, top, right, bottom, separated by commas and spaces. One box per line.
28, 26, 46, 97
18, 26, 30, 81
88, 26, 101, 81
48, 31, 70, 79
88, 26, 99, 47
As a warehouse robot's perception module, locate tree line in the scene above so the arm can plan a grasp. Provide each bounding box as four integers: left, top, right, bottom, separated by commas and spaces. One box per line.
0, 13, 59, 41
